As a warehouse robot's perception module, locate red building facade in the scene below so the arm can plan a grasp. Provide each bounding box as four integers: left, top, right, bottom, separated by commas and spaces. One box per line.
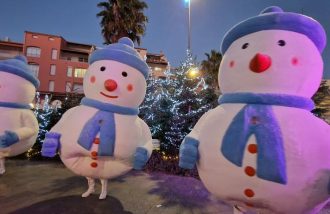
23, 31, 94, 94
0, 31, 169, 97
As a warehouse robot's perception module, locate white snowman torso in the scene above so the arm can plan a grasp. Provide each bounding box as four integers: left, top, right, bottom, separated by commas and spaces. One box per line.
51, 105, 152, 179
196, 104, 330, 214
0, 107, 38, 157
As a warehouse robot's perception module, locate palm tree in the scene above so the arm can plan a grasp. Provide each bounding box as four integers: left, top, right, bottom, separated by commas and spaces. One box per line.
96, 0, 148, 45
201, 50, 222, 91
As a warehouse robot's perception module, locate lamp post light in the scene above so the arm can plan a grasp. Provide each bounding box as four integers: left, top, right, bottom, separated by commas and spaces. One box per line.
187, 67, 199, 78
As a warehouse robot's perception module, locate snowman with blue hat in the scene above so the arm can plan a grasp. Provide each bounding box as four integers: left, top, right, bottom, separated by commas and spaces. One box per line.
179, 6, 330, 214
0, 56, 39, 174
42, 37, 153, 200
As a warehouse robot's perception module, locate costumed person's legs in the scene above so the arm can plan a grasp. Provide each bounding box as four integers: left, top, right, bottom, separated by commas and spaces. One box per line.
0, 157, 5, 174
99, 179, 108, 200
81, 177, 95, 197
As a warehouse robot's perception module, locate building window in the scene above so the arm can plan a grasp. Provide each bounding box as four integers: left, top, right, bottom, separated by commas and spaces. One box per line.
51, 49, 58, 60
74, 68, 87, 78
48, 81, 55, 92
26, 47, 41, 57
49, 37, 55, 41
50, 64, 56, 75
67, 66, 73, 77
73, 83, 83, 93
28, 63, 39, 77
32, 35, 38, 39
65, 82, 72, 92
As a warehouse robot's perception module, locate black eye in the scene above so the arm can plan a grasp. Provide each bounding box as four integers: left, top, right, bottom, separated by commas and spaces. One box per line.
122, 71, 128, 77
242, 43, 249, 49
100, 66, 106, 71
278, 40, 286, 46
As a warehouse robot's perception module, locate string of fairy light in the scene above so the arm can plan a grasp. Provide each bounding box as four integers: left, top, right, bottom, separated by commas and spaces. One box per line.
140, 49, 214, 153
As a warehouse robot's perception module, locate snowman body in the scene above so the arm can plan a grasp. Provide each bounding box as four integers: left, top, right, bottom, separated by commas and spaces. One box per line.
47, 58, 152, 179
0, 108, 38, 157
196, 104, 330, 214
182, 23, 330, 213
0, 71, 38, 158
51, 105, 152, 179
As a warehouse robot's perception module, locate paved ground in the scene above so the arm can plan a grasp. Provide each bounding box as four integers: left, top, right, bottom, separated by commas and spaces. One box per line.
0, 160, 330, 214
0, 160, 232, 214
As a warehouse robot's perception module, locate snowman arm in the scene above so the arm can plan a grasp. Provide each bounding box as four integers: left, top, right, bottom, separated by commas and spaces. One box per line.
41, 107, 76, 157
179, 137, 199, 169
9, 111, 39, 141
179, 111, 211, 169
0, 131, 19, 148
133, 119, 153, 170
41, 132, 61, 157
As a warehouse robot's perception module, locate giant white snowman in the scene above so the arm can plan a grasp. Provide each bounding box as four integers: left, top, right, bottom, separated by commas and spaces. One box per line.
42, 37, 153, 200
179, 6, 330, 214
0, 56, 39, 174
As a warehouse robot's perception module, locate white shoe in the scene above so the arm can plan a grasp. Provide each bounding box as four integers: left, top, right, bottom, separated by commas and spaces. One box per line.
99, 179, 108, 200
0, 158, 5, 174
0, 168, 5, 175
81, 188, 95, 197
99, 191, 107, 200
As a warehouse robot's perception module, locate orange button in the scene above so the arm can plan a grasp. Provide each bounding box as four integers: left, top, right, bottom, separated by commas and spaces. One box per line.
90, 162, 98, 168
93, 138, 100, 144
247, 144, 258, 154
244, 189, 255, 198
245, 166, 256, 176
91, 151, 98, 157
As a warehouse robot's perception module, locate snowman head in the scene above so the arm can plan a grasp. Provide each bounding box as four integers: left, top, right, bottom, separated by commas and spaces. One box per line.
84, 37, 149, 107
0, 56, 39, 104
219, 6, 326, 98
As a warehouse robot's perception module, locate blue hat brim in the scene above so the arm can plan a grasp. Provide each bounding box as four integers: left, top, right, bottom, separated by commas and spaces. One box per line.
89, 42, 149, 79
0, 62, 40, 88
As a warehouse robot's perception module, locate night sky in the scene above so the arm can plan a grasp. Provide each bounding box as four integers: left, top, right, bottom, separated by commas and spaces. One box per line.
1, 0, 330, 78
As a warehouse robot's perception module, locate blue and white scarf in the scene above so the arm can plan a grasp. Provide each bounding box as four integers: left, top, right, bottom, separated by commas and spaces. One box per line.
219, 93, 314, 184
0, 101, 31, 109
78, 97, 138, 156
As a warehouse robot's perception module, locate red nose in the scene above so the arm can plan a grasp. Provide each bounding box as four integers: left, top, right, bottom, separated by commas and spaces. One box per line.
249, 53, 272, 73
104, 79, 117, 92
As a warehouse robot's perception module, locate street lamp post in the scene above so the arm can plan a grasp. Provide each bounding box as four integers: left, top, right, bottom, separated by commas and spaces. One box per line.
185, 0, 191, 51
184, 0, 199, 78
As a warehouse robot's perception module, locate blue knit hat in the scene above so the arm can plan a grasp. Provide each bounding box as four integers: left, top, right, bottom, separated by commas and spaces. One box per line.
89, 37, 149, 79
0, 56, 40, 88
221, 6, 326, 54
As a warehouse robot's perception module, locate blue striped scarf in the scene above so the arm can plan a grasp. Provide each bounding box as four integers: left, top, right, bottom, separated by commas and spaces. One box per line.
219, 93, 314, 184
78, 98, 138, 156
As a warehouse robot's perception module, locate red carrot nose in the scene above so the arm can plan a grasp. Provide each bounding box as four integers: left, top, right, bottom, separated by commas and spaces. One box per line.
249, 53, 272, 73
104, 79, 117, 92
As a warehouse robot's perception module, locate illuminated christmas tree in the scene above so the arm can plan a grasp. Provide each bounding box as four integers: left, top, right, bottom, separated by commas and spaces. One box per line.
140, 50, 217, 155
163, 50, 216, 154
139, 70, 174, 149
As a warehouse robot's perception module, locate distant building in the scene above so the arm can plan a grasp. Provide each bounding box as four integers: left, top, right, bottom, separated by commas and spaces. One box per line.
0, 31, 170, 99
0, 40, 23, 59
